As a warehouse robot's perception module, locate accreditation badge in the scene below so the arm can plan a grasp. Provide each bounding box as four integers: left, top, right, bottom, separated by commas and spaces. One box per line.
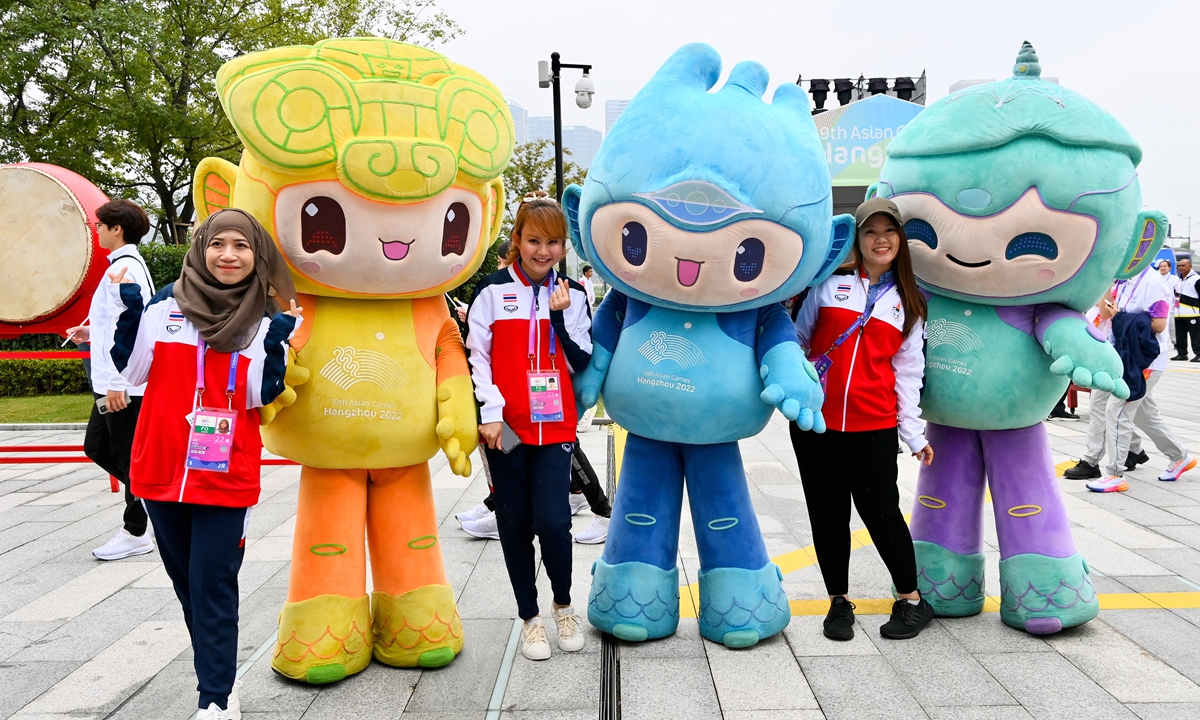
527, 370, 564, 423
185, 408, 238, 472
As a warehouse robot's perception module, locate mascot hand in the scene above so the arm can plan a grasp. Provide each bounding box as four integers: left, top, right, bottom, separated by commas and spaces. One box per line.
758, 343, 826, 432
259, 348, 310, 425
436, 375, 478, 477
1042, 320, 1131, 400
573, 346, 613, 419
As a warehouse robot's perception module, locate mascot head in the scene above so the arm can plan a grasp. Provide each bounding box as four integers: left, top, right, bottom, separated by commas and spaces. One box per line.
192, 39, 513, 299
876, 42, 1166, 311
564, 43, 854, 313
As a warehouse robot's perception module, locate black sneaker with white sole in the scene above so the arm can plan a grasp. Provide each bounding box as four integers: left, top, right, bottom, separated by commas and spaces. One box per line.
879, 597, 934, 639
823, 596, 855, 641
1063, 460, 1101, 480
1125, 450, 1150, 471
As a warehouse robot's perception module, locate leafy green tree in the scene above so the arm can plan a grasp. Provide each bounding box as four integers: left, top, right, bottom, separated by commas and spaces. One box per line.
0, 0, 461, 243
500, 139, 587, 241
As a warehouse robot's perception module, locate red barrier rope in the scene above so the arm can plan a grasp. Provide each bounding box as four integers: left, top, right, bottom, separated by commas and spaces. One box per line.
0, 351, 90, 359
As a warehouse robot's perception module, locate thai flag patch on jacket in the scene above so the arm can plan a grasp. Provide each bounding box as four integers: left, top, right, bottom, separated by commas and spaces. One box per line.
836, 282, 853, 293
502, 293, 518, 303
169, 311, 185, 322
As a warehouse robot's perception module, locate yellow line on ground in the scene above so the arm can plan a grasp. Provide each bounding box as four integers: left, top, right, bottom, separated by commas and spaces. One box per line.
1055, 460, 1074, 478
786, 592, 1200, 616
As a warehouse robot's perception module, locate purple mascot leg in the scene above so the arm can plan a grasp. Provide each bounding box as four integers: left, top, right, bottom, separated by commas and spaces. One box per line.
981, 424, 1098, 634
909, 422, 987, 616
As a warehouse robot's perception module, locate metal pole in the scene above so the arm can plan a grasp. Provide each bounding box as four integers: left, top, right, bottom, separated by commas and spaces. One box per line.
551, 52, 567, 274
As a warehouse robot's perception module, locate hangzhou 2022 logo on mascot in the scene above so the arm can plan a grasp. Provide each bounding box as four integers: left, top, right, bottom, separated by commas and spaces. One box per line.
193, 39, 513, 683
875, 42, 1166, 635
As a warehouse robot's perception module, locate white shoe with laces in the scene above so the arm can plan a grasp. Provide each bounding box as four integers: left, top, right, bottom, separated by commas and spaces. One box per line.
553, 606, 585, 652
225, 678, 242, 719
573, 515, 609, 544
93, 528, 155, 561
520, 618, 552, 660
1160, 454, 1198, 481
455, 503, 491, 524
569, 493, 589, 516
461, 511, 500, 540
195, 701, 238, 720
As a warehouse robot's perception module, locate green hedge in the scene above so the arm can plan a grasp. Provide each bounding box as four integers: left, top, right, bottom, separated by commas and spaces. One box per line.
0, 359, 90, 397
139, 242, 189, 289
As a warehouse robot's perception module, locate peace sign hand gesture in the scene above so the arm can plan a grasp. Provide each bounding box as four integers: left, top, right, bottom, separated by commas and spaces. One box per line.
284, 298, 304, 318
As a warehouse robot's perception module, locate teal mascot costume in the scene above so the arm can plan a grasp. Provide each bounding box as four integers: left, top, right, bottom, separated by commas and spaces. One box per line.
565, 43, 854, 647
875, 43, 1167, 634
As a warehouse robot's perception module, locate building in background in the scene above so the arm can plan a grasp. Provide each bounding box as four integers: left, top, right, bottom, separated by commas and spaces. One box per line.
527, 117, 604, 169
507, 101, 528, 145
528, 116, 553, 145
605, 100, 629, 133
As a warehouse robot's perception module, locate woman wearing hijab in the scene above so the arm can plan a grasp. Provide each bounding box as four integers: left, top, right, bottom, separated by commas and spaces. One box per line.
109, 209, 300, 720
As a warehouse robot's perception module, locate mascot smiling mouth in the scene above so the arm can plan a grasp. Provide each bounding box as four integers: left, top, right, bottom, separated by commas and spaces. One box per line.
380, 238, 413, 261
677, 258, 703, 286
947, 254, 991, 268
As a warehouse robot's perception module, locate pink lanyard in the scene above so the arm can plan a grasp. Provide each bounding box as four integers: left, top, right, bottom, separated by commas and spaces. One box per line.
196, 339, 239, 411
513, 264, 557, 369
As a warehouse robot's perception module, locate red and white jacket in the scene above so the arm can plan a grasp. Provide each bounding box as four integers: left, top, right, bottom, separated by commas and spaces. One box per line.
794, 270, 927, 452
111, 282, 298, 507
466, 266, 592, 445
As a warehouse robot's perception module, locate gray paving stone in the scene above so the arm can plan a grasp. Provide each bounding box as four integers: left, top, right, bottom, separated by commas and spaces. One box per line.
621, 656, 722, 720
1108, 575, 1200, 593
11, 587, 175, 662
105, 658, 200, 720
0, 560, 92, 617
866, 619, 1015, 707
236, 647, 319, 715
0, 620, 57, 662
0, 504, 56, 533
924, 708, 1035, 720
976, 651, 1137, 720
936, 615, 1054, 655
0, 659, 81, 719
616, 616, 707, 658
1074, 491, 1196, 527
1046, 619, 1200, 703
784, 615, 881, 656
1101, 609, 1200, 685
499, 711, 597, 720
706, 633, 819, 711
454, 542, 519, 620
0, 539, 77, 583
1149, 524, 1200, 549
404, 617, 512, 713
721, 712, 827, 720
301, 661, 420, 719
0, 521, 69, 554
799, 655, 927, 720
502, 648, 600, 712
1127, 703, 1200, 719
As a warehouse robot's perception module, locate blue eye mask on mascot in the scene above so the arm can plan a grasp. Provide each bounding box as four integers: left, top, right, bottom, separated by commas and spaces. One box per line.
873, 42, 1167, 635
564, 43, 855, 648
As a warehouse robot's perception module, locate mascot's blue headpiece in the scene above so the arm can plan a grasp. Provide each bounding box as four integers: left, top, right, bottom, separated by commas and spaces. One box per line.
564, 43, 854, 313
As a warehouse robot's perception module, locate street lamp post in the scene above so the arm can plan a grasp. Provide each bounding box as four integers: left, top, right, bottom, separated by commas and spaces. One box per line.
539, 52, 594, 274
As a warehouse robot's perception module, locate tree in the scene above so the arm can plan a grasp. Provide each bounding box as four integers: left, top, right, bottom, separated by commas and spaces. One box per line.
0, 0, 462, 243
500, 139, 587, 241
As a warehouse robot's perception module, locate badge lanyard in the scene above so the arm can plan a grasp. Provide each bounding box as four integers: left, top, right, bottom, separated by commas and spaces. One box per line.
512, 263, 564, 423
185, 340, 240, 473
811, 277, 896, 388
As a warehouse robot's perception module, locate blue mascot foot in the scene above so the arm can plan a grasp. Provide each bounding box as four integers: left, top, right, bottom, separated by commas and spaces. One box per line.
697, 563, 790, 648
999, 552, 1098, 635
912, 540, 986, 617
588, 559, 680, 641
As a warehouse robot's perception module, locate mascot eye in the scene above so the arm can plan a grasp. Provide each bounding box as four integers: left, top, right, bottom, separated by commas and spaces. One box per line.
734, 238, 765, 282
1005, 232, 1058, 261
904, 218, 938, 250
301, 197, 346, 255
441, 202, 470, 257
622, 221, 647, 266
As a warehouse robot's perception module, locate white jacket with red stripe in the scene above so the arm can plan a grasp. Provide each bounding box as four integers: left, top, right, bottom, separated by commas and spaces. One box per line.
794, 270, 927, 453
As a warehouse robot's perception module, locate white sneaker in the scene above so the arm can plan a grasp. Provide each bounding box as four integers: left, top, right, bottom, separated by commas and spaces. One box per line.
574, 515, 609, 544
553, 606, 585, 652
225, 678, 242, 719
569, 493, 589, 516
520, 618, 551, 660
461, 511, 500, 540
576, 405, 597, 434
455, 503, 491, 524
1160, 455, 1198, 482
1086, 475, 1129, 493
93, 528, 155, 561
196, 701, 238, 720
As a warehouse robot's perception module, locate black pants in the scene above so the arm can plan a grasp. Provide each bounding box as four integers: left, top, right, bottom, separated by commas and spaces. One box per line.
1176, 316, 1200, 357
789, 424, 918, 597
84, 394, 148, 536
144, 500, 248, 711
485, 442, 574, 620
483, 445, 611, 517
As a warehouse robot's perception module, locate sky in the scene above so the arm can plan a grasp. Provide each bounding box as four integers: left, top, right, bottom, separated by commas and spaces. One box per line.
438, 0, 1200, 246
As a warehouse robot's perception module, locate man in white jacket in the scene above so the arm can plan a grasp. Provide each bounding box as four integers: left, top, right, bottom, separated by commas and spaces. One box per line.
68, 199, 156, 560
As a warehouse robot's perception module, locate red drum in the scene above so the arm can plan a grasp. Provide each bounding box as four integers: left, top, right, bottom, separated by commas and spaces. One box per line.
0, 163, 109, 338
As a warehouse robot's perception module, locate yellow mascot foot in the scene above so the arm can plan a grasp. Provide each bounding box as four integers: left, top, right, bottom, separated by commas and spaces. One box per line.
273, 594, 373, 684
372, 585, 464, 668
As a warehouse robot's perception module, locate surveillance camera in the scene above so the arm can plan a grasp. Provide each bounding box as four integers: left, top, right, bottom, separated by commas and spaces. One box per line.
538, 60, 550, 89
574, 73, 595, 109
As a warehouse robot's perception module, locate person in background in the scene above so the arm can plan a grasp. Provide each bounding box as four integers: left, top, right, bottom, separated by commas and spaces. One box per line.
580, 264, 597, 309
111, 209, 300, 720
69, 199, 156, 561
1173, 253, 1199, 361
1160, 259, 1181, 347
790, 198, 934, 641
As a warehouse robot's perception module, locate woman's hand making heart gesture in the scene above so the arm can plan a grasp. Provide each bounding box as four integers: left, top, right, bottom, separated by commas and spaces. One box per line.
549, 278, 571, 311
107, 266, 134, 284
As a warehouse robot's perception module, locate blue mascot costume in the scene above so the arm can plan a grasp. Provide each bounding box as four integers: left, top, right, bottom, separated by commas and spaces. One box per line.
565, 43, 855, 648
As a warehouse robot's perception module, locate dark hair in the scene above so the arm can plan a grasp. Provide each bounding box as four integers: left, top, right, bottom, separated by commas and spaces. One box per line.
507, 191, 568, 266
96, 199, 150, 245
582, 264, 593, 273
851, 213, 927, 336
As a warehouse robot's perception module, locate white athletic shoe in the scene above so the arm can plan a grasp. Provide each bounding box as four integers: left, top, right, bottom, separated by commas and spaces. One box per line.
574, 515, 609, 544
93, 528, 155, 561
455, 503, 491, 524
195, 701, 238, 720
569, 492, 589, 516
1160, 455, 1198, 482
461, 511, 500, 540
553, 606, 585, 652
225, 678, 242, 719
577, 405, 597, 434
520, 618, 552, 660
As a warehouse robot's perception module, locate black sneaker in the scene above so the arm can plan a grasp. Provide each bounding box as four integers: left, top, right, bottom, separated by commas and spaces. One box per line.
823, 597, 855, 641
1192, 357, 1200, 363
879, 597, 934, 639
1048, 407, 1077, 420
1063, 460, 1102, 479
1171, 354, 1189, 361
1125, 449, 1150, 471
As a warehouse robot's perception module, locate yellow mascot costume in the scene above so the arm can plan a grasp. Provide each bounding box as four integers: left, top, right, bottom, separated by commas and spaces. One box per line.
192, 38, 513, 683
